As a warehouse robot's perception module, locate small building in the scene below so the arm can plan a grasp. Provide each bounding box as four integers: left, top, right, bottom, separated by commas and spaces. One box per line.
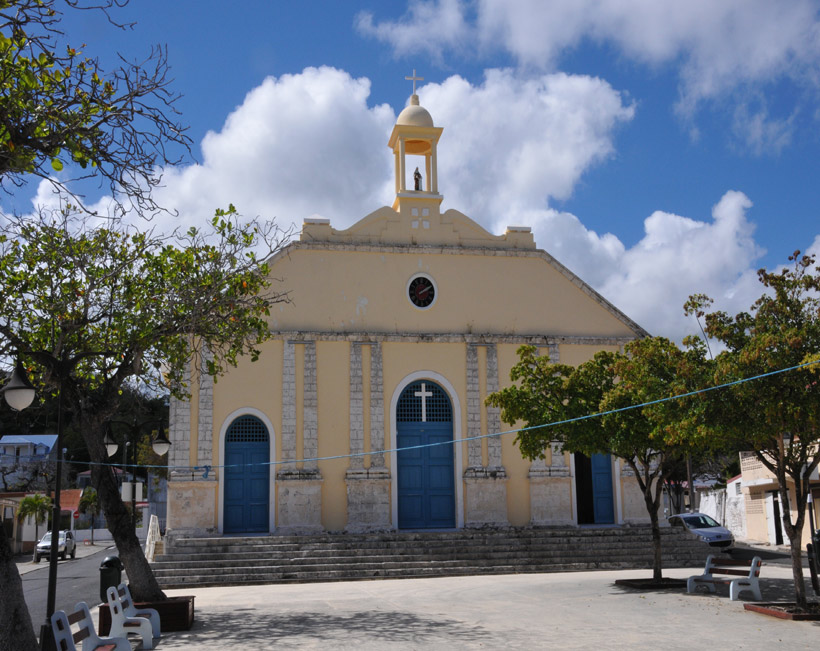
0, 434, 58, 491
740, 451, 820, 547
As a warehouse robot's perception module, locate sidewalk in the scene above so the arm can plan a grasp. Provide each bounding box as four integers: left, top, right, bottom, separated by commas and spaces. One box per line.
132, 564, 818, 650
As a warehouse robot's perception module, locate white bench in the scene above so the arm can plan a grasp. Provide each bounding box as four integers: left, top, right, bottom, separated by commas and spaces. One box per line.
112, 583, 161, 639
105, 585, 156, 649
687, 555, 763, 601
50, 601, 129, 651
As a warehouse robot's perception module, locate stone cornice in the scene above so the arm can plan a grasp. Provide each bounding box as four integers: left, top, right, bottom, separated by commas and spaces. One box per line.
278, 331, 636, 346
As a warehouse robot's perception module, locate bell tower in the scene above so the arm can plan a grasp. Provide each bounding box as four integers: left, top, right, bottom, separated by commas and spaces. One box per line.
388, 71, 443, 217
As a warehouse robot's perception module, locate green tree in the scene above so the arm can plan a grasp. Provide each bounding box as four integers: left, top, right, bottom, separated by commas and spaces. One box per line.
78, 486, 100, 545
0, 207, 288, 606
16, 493, 51, 561
488, 337, 709, 581
0, 3, 196, 648
695, 252, 820, 609
0, 0, 190, 213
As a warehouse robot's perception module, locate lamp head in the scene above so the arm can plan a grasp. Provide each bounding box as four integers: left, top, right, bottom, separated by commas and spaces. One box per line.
2, 359, 36, 411
152, 427, 171, 456
103, 423, 119, 458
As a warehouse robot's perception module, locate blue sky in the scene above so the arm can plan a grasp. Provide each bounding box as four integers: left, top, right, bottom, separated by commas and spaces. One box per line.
12, 1, 820, 342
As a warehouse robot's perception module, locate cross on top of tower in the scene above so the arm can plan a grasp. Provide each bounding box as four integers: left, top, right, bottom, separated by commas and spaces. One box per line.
405, 69, 424, 96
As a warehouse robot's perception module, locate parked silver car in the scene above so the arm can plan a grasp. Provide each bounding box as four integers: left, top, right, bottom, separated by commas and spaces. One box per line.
35, 530, 76, 562
668, 512, 734, 548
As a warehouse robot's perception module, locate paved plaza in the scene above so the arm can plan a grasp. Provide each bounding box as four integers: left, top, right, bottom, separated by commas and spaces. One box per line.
17, 546, 818, 649
150, 564, 817, 650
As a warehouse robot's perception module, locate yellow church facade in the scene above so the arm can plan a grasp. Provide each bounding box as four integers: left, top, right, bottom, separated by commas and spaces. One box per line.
165, 92, 650, 537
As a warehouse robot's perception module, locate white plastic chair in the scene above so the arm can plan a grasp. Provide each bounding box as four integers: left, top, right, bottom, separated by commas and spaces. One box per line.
115, 582, 161, 639
105, 585, 154, 649
50, 603, 130, 651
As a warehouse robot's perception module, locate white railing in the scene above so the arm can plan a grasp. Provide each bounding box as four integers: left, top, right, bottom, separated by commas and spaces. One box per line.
144, 514, 161, 562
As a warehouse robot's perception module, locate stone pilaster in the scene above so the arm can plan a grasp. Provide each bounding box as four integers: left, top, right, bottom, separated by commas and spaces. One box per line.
302, 340, 318, 472
550, 441, 568, 474
345, 468, 391, 532
279, 340, 296, 472
276, 472, 324, 534
463, 467, 508, 527
369, 342, 385, 468
197, 348, 214, 470
465, 344, 482, 468
529, 443, 572, 525
348, 343, 364, 470
277, 340, 322, 531
463, 344, 507, 527
485, 344, 503, 470
168, 365, 191, 481
346, 342, 390, 531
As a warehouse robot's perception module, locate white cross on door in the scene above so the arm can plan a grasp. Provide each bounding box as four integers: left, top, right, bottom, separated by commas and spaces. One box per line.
415, 382, 433, 422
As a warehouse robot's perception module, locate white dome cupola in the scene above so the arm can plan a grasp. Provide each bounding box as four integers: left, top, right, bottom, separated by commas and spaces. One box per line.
388, 71, 443, 214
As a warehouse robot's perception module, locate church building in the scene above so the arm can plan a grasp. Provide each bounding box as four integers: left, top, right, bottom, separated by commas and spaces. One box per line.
165, 86, 650, 537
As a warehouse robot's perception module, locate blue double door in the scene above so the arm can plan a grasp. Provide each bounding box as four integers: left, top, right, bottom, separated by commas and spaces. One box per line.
397, 381, 455, 529
224, 415, 270, 533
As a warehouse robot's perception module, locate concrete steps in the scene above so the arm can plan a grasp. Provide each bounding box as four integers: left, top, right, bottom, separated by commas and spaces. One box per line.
152, 527, 711, 589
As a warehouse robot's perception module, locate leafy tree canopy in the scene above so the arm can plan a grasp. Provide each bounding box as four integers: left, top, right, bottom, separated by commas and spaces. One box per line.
488, 337, 713, 580
0, 206, 290, 604
692, 251, 820, 608
0, 0, 190, 214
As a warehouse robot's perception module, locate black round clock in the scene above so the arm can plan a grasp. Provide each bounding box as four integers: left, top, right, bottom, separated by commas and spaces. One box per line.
408, 275, 435, 308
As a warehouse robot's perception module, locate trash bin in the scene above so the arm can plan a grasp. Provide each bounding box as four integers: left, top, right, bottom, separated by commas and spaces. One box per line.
99, 555, 123, 603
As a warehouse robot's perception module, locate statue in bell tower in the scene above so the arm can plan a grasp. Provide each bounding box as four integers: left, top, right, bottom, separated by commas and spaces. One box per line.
414, 167, 422, 191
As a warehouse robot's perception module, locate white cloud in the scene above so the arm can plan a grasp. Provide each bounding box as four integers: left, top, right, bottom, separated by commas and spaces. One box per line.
153, 67, 396, 233
484, 191, 767, 342
419, 70, 635, 226
360, 0, 820, 150
145, 68, 786, 344
732, 101, 797, 156
356, 0, 469, 63
152, 67, 633, 236
584, 190, 764, 339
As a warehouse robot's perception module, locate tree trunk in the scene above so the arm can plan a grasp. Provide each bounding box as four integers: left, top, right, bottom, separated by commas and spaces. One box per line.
773, 464, 808, 610
31, 523, 38, 563
93, 452, 167, 602
633, 459, 664, 581
648, 503, 663, 581
788, 532, 807, 609
80, 412, 166, 603
0, 525, 39, 651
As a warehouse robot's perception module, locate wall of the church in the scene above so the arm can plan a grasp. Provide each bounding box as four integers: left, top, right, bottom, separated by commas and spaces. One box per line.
267, 246, 639, 339
166, 243, 646, 537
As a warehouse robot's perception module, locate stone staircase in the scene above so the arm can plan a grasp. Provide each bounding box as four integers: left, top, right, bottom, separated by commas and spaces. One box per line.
151, 527, 712, 589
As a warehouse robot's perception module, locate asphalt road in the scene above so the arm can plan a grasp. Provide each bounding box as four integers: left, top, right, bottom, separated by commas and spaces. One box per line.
21, 545, 115, 640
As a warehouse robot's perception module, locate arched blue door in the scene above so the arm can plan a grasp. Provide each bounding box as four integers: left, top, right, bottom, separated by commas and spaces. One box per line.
397, 380, 455, 529
224, 415, 270, 533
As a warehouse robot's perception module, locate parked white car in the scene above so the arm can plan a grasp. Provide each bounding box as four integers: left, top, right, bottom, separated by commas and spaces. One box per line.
35, 530, 76, 562
668, 512, 734, 548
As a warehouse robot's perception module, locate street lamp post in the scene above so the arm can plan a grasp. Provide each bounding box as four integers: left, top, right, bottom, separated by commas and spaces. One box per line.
104, 419, 170, 531
5, 352, 84, 650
